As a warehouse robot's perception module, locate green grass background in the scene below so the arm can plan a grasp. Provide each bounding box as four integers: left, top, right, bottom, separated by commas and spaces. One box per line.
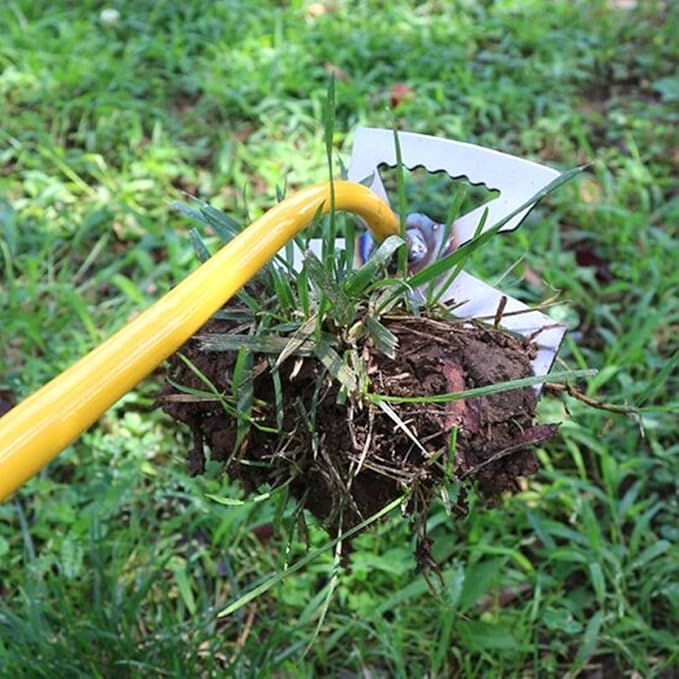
0, 0, 677, 675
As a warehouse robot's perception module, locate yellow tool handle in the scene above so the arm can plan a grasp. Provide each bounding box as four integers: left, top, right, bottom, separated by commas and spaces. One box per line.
0, 181, 399, 500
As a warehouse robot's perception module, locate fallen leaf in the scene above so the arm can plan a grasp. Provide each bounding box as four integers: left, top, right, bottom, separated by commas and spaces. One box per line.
522, 263, 544, 290
389, 83, 415, 108
324, 62, 349, 83
574, 241, 613, 283
251, 523, 274, 542
307, 3, 327, 19
578, 177, 602, 204
0, 389, 15, 417
477, 582, 532, 612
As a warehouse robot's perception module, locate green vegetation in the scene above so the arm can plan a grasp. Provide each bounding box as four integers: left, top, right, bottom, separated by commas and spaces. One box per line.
1, 0, 677, 675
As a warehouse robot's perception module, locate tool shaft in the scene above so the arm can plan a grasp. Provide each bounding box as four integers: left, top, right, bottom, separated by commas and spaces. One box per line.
0, 181, 398, 500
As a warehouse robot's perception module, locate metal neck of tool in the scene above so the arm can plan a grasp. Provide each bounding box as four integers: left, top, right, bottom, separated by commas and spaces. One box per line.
0, 181, 399, 501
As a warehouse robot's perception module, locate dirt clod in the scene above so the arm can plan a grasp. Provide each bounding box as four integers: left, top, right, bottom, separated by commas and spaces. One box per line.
160, 314, 557, 535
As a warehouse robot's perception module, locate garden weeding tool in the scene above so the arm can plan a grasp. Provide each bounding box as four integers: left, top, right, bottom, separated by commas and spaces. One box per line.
0, 129, 565, 501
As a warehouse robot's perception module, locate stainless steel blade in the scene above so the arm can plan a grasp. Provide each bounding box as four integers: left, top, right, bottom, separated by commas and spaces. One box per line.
348, 127, 561, 246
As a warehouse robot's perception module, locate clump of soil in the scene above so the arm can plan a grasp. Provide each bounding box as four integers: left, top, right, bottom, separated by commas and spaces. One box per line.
159, 313, 557, 534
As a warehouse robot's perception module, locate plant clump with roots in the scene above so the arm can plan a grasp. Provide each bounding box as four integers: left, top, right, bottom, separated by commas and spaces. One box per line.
159, 209, 563, 557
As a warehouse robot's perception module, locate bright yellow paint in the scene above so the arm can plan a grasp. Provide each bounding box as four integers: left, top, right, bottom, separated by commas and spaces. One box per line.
0, 181, 398, 500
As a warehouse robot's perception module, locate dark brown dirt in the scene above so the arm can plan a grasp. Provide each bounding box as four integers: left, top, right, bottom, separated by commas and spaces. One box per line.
0, 389, 15, 418
159, 313, 557, 535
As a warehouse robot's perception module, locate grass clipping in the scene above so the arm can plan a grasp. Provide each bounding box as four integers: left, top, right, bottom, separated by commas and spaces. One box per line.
159, 305, 557, 536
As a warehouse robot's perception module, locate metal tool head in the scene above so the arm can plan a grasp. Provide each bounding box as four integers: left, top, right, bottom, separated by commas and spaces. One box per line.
349, 127, 560, 246
349, 127, 567, 382
286, 128, 567, 382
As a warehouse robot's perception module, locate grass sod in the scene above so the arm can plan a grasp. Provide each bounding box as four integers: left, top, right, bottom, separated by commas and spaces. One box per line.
1, 0, 678, 676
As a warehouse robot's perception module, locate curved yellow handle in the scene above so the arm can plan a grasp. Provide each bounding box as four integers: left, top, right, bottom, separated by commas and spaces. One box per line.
0, 181, 399, 500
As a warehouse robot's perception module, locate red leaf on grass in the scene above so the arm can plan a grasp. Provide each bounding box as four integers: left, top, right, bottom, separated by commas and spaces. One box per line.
0, 389, 15, 417
389, 83, 415, 108
574, 242, 613, 283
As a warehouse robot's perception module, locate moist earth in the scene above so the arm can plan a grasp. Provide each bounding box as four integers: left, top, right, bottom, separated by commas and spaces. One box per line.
159, 314, 557, 533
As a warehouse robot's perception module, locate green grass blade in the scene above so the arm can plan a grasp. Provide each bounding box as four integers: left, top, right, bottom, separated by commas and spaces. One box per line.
322, 75, 337, 265
196, 333, 326, 355
171, 200, 207, 225
199, 203, 242, 243
232, 346, 254, 451
364, 315, 398, 359
276, 316, 319, 367
410, 165, 587, 288
635, 351, 679, 406
216, 495, 404, 618
392, 125, 408, 278
343, 235, 405, 298
212, 309, 255, 323
429, 207, 488, 306
426, 184, 470, 302
297, 266, 311, 318
446, 184, 469, 227
304, 249, 354, 326
369, 369, 597, 404
171, 200, 242, 243
189, 228, 211, 263
314, 342, 356, 395
270, 266, 296, 315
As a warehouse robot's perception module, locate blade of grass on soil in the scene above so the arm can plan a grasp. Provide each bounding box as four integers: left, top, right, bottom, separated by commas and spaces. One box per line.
343, 234, 405, 298
369, 369, 597, 404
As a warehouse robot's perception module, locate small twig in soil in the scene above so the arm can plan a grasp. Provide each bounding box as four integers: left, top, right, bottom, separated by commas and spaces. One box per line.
526, 323, 567, 343
320, 446, 363, 522
353, 407, 375, 477
458, 424, 558, 480
457, 441, 530, 480
235, 605, 257, 651
345, 453, 415, 483
545, 382, 639, 415
493, 295, 508, 329
476, 582, 532, 612
473, 295, 564, 323
380, 315, 464, 333
346, 403, 361, 451
389, 325, 454, 346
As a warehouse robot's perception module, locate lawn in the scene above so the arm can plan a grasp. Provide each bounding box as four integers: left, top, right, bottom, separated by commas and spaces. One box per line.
0, 0, 677, 675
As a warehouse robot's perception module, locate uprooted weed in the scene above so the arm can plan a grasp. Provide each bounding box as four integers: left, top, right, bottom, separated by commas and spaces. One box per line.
160, 305, 559, 550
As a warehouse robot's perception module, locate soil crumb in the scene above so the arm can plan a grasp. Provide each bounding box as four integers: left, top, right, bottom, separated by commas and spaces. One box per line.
159, 314, 557, 534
